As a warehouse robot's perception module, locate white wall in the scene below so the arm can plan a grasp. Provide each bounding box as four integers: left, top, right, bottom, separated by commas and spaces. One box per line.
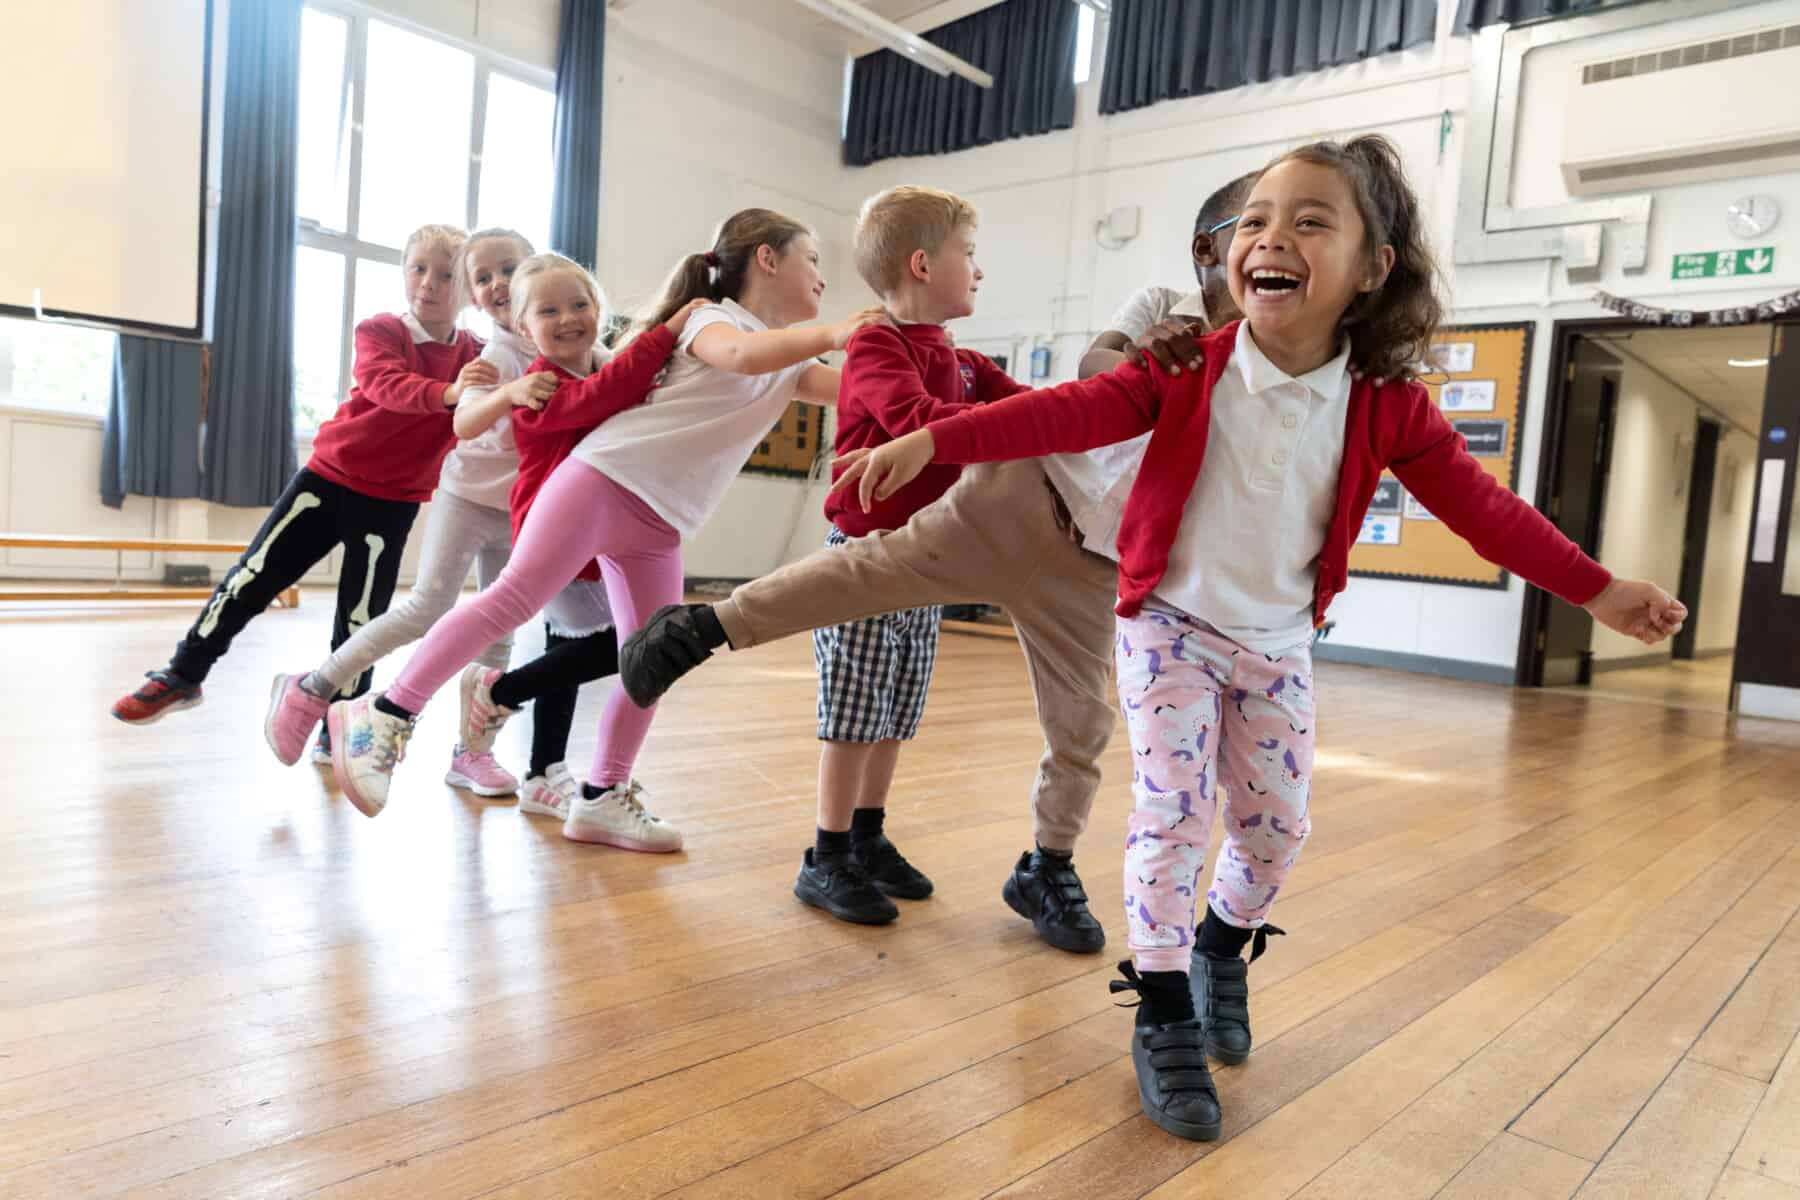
0, 0, 859, 587
1590, 360, 1702, 665
1697, 427, 1757, 654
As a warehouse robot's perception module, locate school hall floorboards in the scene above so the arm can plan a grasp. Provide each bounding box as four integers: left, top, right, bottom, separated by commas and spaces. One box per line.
4, 590, 1800, 1200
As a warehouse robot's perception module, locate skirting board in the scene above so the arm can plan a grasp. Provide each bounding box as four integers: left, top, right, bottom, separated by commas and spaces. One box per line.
1313, 642, 1515, 686
1591, 651, 1673, 674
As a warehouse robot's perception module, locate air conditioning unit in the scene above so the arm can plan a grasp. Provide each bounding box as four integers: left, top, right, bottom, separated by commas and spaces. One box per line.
1562, 22, 1800, 196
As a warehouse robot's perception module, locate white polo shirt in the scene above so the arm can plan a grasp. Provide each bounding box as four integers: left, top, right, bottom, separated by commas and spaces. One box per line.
570, 299, 813, 537
1147, 322, 1351, 653
1041, 287, 1209, 559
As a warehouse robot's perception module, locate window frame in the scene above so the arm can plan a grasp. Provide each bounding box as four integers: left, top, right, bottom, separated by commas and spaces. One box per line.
295, 1, 554, 429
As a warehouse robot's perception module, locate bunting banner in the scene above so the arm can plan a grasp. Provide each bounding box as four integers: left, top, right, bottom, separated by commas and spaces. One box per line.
1593, 288, 1800, 327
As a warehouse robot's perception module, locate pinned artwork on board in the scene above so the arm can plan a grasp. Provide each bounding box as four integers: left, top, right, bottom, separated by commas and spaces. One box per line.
1429, 341, 1476, 373
1358, 514, 1402, 546
1440, 379, 1497, 413
1351, 323, 1530, 588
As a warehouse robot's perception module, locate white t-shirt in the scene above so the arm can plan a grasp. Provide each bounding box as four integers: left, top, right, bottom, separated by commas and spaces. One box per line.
437, 325, 526, 510
1041, 286, 1208, 559
440, 325, 613, 510
1148, 321, 1351, 653
569, 298, 814, 537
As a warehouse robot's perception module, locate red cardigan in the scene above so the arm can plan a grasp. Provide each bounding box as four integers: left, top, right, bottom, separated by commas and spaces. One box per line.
507, 324, 676, 580
825, 323, 1025, 536
306, 314, 483, 502
926, 321, 1611, 623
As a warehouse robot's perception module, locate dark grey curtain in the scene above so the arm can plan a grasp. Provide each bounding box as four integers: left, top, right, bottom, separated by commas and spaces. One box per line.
844, 0, 1078, 167
202, 0, 301, 506
1454, 0, 1633, 33
550, 0, 605, 266
1100, 0, 1438, 116
100, 338, 205, 509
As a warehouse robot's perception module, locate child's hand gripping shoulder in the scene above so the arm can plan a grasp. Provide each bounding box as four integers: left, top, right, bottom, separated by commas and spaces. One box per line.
663, 297, 710, 339
831, 429, 936, 514
444, 357, 500, 409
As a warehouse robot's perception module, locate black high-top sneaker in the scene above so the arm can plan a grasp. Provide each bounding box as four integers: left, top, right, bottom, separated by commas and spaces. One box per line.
1110, 962, 1222, 1141
1191, 918, 1284, 1065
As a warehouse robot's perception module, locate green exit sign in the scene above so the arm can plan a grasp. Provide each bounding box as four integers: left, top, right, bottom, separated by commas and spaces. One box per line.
1673, 247, 1775, 279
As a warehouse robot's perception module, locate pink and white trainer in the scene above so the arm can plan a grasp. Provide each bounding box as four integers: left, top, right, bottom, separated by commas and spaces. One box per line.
519, 763, 579, 818
458, 664, 516, 755
445, 746, 519, 797
265, 672, 329, 766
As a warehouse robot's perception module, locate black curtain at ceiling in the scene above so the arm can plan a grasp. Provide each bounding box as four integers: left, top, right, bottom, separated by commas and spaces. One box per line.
1455, 0, 1637, 34
1099, 0, 1438, 116
843, 0, 1078, 167
550, 0, 605, 266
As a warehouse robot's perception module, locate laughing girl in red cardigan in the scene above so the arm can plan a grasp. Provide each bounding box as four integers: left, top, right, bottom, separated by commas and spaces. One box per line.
833, 136, 1687, 1144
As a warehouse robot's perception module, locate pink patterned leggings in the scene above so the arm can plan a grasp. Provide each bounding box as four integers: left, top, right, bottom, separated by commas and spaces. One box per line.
1114, 609, 1316, 973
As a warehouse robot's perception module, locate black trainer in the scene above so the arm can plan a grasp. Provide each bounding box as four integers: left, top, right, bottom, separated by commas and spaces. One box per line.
794, 848, 899, 925
1191, 922, 1281, 1065
1002, 850, 1105, 954
852, 834, 933, 900
619, 604, 718, 708
1110, 963, 1222, 1141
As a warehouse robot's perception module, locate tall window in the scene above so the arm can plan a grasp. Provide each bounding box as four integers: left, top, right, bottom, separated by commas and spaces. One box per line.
0, 316, 114, 418
294, 6, 554, 431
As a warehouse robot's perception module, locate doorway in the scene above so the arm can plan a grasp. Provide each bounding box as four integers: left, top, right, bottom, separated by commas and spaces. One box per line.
1522, 321, 1773, 713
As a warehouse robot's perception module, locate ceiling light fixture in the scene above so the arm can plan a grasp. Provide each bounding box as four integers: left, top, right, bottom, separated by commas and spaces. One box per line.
1728, 357, 1770, 368
791, 0, 995, 88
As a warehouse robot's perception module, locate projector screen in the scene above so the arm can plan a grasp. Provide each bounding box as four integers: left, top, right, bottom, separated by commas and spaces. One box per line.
0, 0, 212, 337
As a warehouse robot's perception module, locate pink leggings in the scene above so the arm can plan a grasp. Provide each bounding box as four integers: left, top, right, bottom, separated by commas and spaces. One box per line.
387, 459, 682, 787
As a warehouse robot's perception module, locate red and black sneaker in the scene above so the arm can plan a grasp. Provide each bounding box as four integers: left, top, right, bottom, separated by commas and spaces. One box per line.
111, 670, 203, 725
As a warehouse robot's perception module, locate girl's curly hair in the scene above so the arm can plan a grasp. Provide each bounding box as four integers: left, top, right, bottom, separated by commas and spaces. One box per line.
1255, 135, 1444, 383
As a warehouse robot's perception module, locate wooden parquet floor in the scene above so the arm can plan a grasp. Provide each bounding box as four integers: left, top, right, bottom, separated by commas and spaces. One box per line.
2, 593, 1798, 1199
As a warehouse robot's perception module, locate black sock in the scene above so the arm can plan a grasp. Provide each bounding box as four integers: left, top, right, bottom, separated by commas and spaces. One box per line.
1033, 843, 1073, 865
849, 807, 886, 845
527, 627, 581, 778
1138, 969, 1196, 1025
581, 783, 610, 800
373, 695, 414, 721
816, 827, 853, 862
693, 605, 729, 650
1198, 906, 1253, 960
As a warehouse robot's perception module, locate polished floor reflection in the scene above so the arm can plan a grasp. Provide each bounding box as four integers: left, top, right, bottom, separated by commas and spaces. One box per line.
2, 594, 1797, 1198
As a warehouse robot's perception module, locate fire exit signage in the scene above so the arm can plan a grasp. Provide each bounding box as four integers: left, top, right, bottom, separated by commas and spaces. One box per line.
1673, 248, 1775, 279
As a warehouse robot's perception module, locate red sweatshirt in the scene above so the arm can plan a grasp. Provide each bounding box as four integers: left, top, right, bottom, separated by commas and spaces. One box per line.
926, 321, 1611, 623
825, 323, 1026, 537
306, 313, 483, 503
507, 324, 678, 583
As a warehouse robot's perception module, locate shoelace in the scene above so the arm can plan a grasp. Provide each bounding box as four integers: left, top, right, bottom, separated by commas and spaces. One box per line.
1107, 965, 1217, 1101
615, 780, 661, 826
1247, 922, 1285, 964
372, 719, 413, 771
